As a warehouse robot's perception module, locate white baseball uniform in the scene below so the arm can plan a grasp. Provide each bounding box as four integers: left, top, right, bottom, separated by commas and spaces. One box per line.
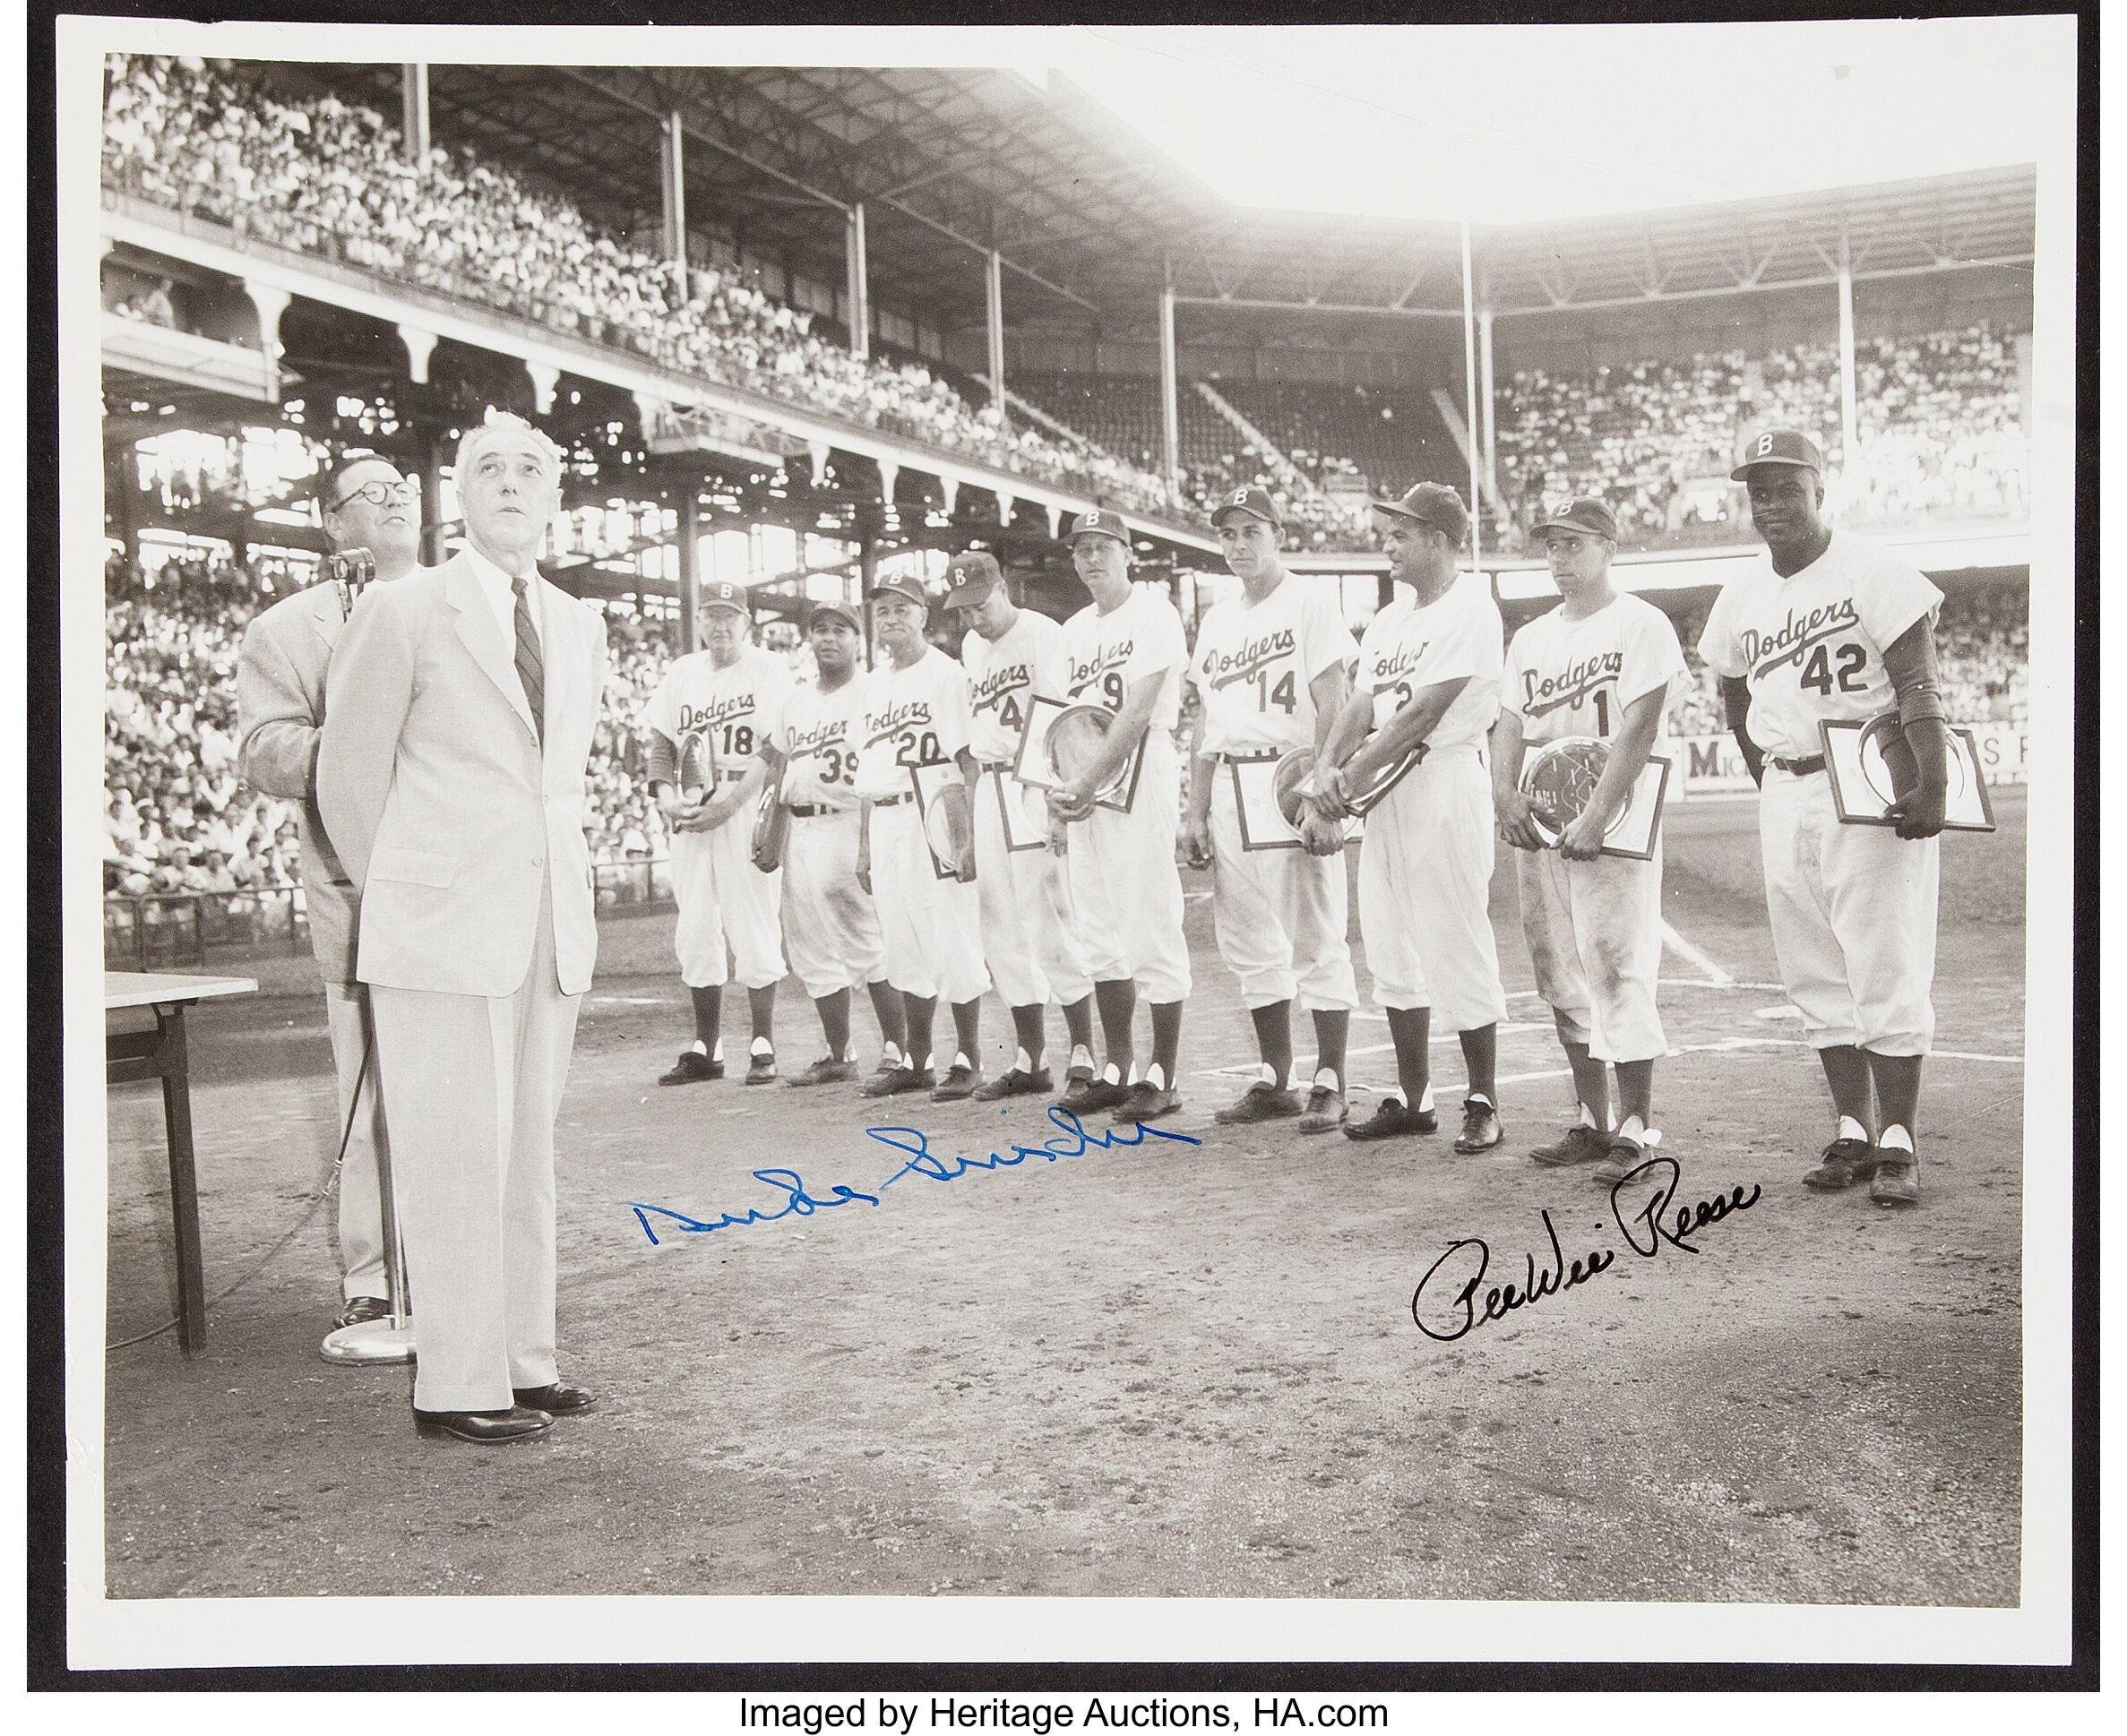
857, 646, 990, 1006
1353, 572, 1509, 1028
1186, 573, 1359, 1012
645, 645, 792, 991
1504, 594, 1686, 1062
1056, 584, 1193, 1004
1699, 530, 1944, 1056
961, 612, 1093, 1010
770, 671, 885, 1001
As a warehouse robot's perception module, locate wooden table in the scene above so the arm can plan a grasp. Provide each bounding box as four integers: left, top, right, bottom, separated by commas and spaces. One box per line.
106, 972, 257, 1354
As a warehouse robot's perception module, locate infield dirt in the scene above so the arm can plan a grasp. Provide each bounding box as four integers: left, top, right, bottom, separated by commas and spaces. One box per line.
99, 790, 2028, 1606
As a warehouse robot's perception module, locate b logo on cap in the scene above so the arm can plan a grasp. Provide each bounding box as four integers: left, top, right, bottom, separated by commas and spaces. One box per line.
1230, 489, 1250, 506
1756, 433, 1776, 457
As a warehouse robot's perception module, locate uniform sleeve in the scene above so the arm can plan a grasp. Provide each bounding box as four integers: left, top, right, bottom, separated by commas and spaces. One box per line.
1417, 587, 1502, 686
1299, 582, 1359, 684
1500, 622, 1537, 719
1124, 597, 1189, 687
1031, 618, 1070, 702
1619, 603, 1690, 712
1697, 585, 1747, 679
932, 654, 974, 758
1181, 609, 1214, 695
1854, 546, 1944, 651
753, 653, 794, 751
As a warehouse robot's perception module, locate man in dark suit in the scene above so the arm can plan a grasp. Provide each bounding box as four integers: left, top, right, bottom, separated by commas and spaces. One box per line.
236, 451, 420, 1349
318, 412, 608, 1444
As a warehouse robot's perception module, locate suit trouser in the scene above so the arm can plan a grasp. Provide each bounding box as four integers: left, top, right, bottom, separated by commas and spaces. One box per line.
367, 874, 581, 1413
322, 979, 389, 1302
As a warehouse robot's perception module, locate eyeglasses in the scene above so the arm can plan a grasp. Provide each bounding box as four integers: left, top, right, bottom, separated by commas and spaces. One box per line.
330, 477, 418, 511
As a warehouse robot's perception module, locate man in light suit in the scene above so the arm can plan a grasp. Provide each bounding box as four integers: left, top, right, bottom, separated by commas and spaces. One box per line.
318, 411, 608, 1445
236, 451, 420, 1349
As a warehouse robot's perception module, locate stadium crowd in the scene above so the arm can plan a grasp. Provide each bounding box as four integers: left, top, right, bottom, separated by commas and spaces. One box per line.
100, 53, 1179, 519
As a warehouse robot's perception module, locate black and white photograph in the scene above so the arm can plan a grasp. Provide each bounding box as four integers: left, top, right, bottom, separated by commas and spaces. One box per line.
50, 8, 2085, 1680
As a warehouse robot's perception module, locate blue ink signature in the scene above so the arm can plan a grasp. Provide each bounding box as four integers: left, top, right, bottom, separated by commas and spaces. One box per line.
628, 1109, 1201, 1244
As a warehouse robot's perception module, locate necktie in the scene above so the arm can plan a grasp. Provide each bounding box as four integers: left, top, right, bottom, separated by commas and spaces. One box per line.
511, 572, 545, 747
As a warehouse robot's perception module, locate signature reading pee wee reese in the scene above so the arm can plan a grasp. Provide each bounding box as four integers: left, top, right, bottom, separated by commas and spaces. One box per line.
1410, 1156, 1761, 1342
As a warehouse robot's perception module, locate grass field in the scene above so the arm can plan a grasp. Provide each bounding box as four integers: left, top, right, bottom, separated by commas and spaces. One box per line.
99, 788, 2028, 1613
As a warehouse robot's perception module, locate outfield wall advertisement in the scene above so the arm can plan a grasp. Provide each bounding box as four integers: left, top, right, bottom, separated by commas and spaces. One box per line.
1674, 720, 2028, 794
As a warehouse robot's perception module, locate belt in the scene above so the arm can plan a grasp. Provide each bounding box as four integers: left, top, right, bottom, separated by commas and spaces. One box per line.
977, 759, 1015, 774
1770, 753, 1826, 776
1214, 749, 1283, 765
868, 792, 913, 809
786, 804, 846, 819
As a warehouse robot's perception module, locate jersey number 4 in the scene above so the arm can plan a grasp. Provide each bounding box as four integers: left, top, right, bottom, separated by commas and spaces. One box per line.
1798, 641, 1869, 696
1253, 669, 1297, 714
997, 693, 1024, 733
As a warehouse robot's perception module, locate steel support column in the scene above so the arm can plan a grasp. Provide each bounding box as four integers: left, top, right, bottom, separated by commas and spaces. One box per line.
1460, 220, 1483, 571
1158, 274, 1180, 488
986, 249, 1006, 418
845, 202, 870, 361
401, 64, 428, 162
676, 484, 701, 652
662, 110, 687, 276
1477, 303, 1498, 504
1837, 223, 1860, 471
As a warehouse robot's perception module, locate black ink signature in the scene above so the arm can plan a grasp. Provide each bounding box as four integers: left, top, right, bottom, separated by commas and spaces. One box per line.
1410, 1156, 1760, 1342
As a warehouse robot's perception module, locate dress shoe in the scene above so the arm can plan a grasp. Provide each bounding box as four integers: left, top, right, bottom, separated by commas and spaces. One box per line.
414, 1405, 553, 1444
333, 1295, 392, 1329
512, 1381, 596, 1415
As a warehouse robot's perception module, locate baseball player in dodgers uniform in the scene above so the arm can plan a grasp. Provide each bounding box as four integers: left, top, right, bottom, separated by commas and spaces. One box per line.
1317, 483, 1511, 1150
1182, 486, 1360, 1133
1049, 509, 1193, 1125
764, 597, 910, 1087
943, 550, 1099, 1100
855, 572, 993, 1102
1491, 498, 1687, 1184
645, 581, 793, 1087
1700, 428, 1950, 1207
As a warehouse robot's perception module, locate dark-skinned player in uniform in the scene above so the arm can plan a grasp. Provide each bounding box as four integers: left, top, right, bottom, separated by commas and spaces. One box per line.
1699, 429, 1950, 1207
1491, 498, 1687, 1184
1181, 486, 1360, 1133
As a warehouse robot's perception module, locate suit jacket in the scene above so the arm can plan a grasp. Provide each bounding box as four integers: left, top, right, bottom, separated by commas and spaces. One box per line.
315, 551, 607, 999
234, 581, 362, 984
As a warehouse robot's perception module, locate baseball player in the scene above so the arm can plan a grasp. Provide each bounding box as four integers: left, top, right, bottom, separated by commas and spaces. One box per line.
1181, 486, 1359, 1132
1315, 483, 1510, 1149
765, 598, 910, 1085
1491, 498, 1687, 1182
1700, 428, 1949, 1207
854, 572, 993, 1101
645, 581, 793, 1086
1048, 508, 1193, 1124
943, 550, 1099, 1099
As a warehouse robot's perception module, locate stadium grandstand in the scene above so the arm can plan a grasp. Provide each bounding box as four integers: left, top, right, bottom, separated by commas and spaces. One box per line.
98, 52, 2035, 960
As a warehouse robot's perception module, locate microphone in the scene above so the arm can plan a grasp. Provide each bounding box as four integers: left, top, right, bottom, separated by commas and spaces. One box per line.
323, 546, 377, 620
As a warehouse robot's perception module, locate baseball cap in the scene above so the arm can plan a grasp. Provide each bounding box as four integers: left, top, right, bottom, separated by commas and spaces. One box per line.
1530, 498, 1618, 541
808, 597, 862, 632
869, 573, 931, 608
1373, 481, 1468, 546
1730, 427, 1824, 480
943, 550, 1003, 610
1210, 486, 1280, 529
1068, 508, 1132, 546
700, 580, 751, 615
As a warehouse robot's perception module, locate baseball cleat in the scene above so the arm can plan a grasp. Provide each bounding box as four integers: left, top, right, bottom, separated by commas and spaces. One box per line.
788, 1056, 858, 1087
1214, 1080, 1302, 1124
1297, 1085, 1348, 1134
860, 1064, 936, 1098
744, 1050, 779, 1086
1529, 1124, 1608, 1167
1452, 1097, 1504, 1154
658, 1048, 723, 1087
1590, 1132, 1653, 1184
1868, 1154, 1920, 1207
1802, 1137, 1878, 1190
932, 1061, 981, 1102
1111, 1080, 1183, 1123
1343, 1097, 1437, 1141
973, 1066, 1054, 1102
1057, 1074, 1131, 1114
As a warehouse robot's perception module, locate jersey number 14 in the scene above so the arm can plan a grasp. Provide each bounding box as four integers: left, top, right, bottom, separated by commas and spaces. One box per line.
1253, 669, 1297, 714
